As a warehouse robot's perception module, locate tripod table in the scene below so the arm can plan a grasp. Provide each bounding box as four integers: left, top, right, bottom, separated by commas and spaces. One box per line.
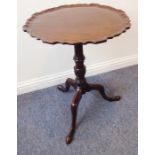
23, 3, 131, 144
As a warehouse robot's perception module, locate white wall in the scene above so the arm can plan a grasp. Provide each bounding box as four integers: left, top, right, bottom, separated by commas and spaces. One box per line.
18, 0, 138, 94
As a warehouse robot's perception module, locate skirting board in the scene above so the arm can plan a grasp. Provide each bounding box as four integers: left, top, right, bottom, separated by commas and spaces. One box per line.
17, 54, 138, 95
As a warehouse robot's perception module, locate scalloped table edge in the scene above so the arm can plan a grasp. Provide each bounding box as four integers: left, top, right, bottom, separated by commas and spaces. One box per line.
23, 3, 131, 45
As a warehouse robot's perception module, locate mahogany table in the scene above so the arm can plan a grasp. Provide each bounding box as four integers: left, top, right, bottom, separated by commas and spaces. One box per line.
23, 4, 130, 144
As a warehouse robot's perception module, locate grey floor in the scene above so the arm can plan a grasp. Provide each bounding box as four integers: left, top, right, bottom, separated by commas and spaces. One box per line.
18, 65, 138, 155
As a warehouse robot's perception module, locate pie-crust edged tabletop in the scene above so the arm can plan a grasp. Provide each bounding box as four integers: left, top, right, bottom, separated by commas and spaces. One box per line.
23, 4, 131, 45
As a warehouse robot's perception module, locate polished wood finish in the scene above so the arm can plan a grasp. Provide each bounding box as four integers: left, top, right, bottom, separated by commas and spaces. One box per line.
57, 44, 121, 144
23, 3, 130, 145
23, 3, 130, 45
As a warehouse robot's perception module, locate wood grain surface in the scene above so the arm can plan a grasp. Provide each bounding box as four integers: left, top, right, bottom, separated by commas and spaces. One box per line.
23, 3, 131, 45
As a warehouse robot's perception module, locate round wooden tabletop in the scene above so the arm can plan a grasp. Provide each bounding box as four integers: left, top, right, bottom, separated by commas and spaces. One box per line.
23, 4, 131, 45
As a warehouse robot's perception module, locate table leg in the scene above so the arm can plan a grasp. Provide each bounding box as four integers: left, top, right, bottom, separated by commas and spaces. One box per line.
66, 89, 82, 144
89, 84, 121, 101
57, 78, 76, 92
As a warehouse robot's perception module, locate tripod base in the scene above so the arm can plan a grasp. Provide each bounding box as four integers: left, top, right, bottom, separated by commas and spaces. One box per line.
57, 78, 121, 144
57, 43, 121, 144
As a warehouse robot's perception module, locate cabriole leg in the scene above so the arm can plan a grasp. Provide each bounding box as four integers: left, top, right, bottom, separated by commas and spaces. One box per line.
57, 78, 76, 92
89, 84, 121, 101
66, 90, 82, 144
